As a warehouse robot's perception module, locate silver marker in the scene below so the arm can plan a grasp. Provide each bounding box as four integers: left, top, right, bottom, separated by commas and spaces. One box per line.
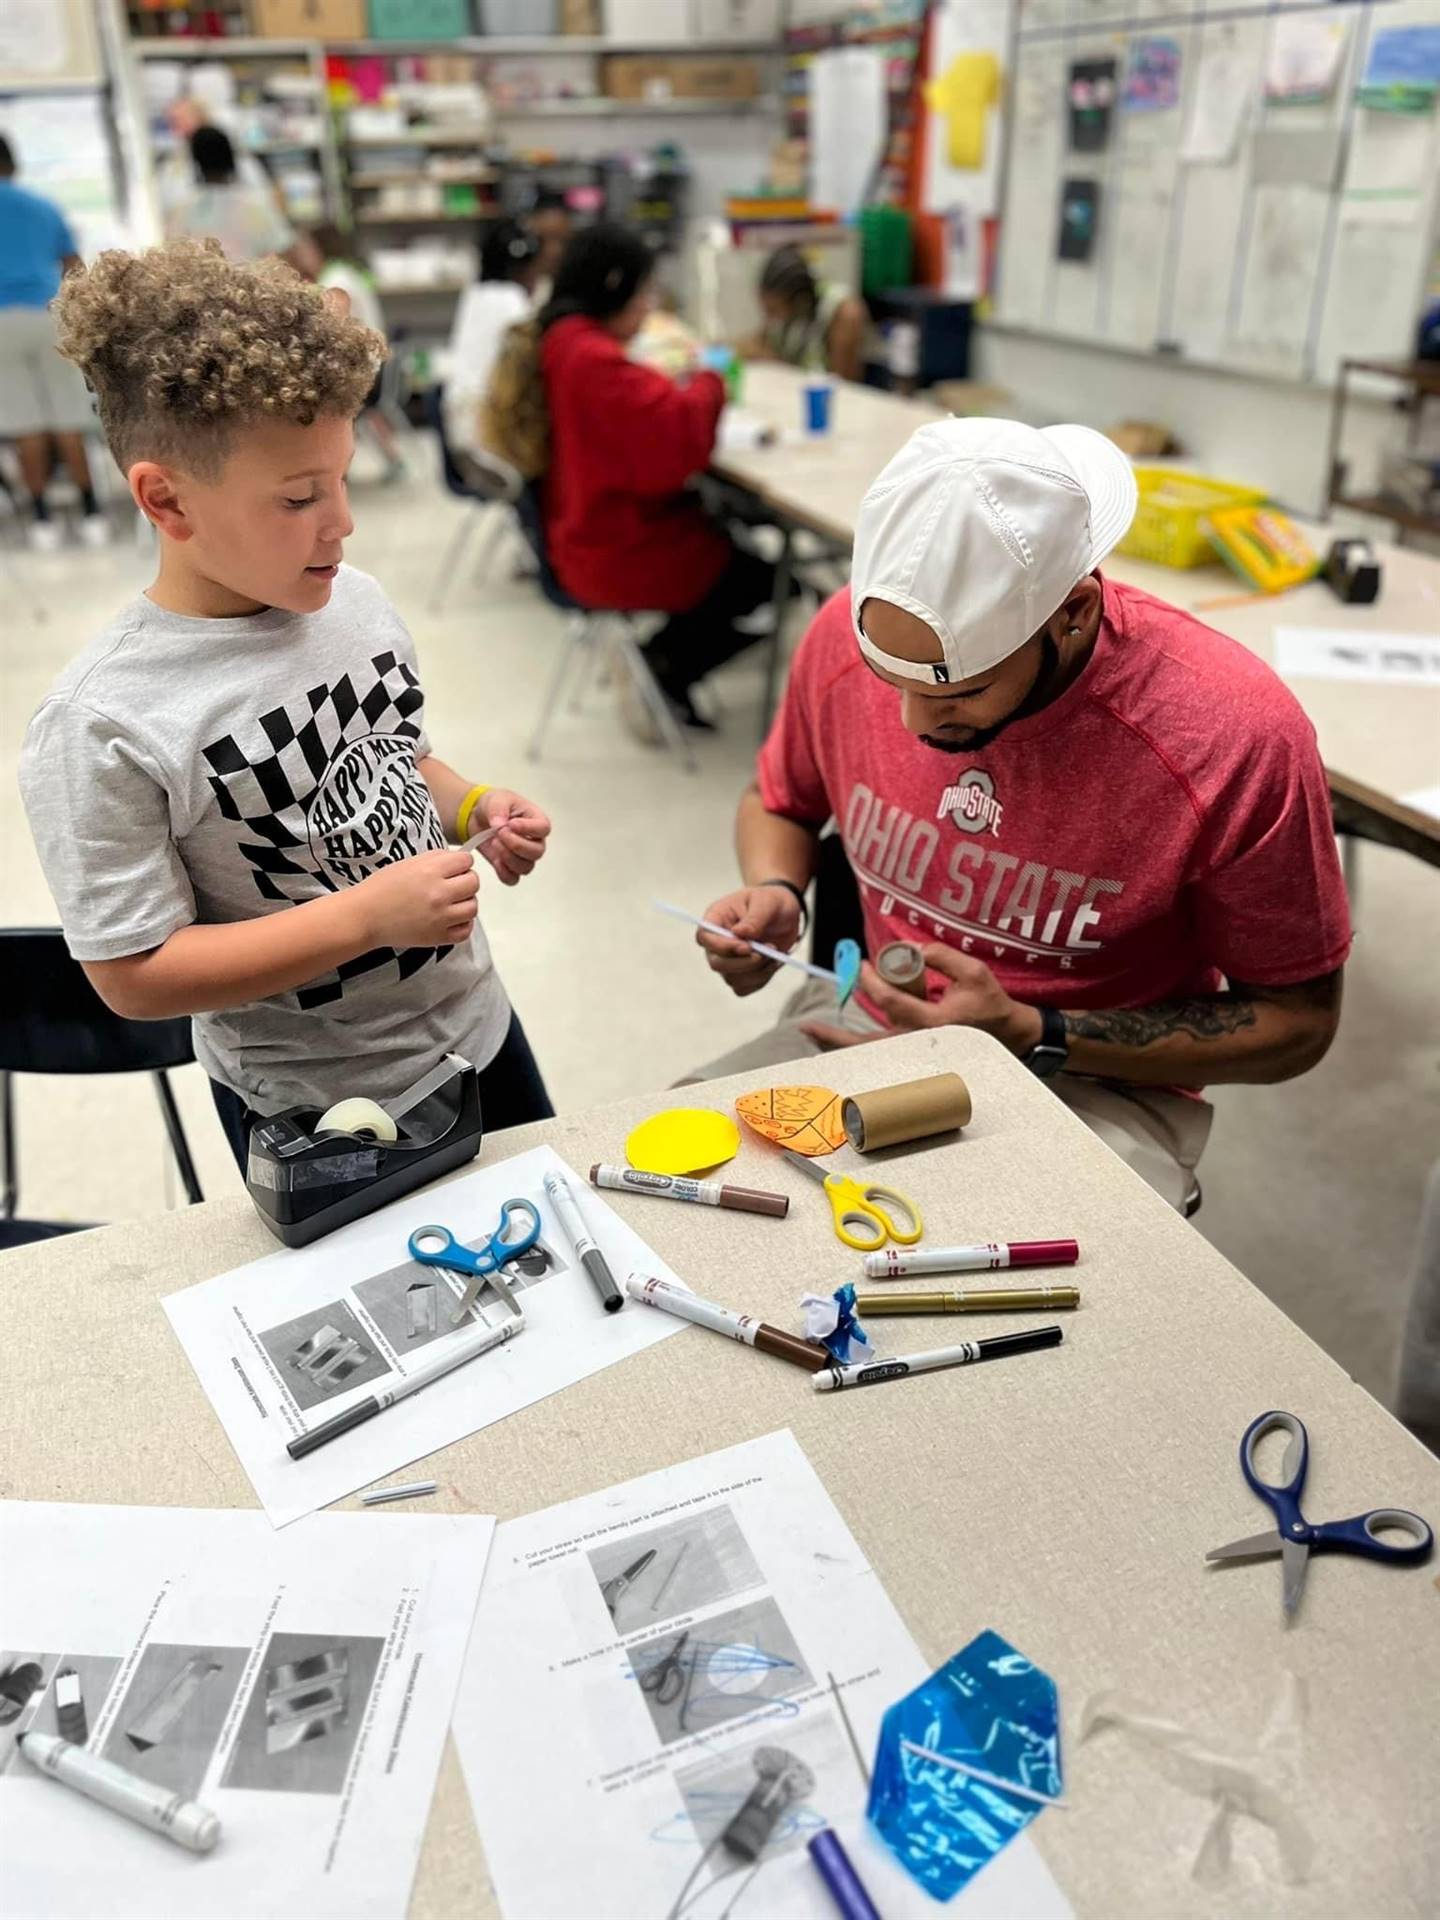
359, 1480, 438, 1506
544, 1168, 623, 1313
18, 1731, 220, 1854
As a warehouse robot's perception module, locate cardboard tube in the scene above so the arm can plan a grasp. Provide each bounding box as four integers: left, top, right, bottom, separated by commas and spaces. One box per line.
842, 1073, 971, 1152
876, 941, 927, 999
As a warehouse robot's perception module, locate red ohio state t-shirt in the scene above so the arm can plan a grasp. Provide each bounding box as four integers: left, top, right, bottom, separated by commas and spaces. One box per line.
759, 579, 1352, 1030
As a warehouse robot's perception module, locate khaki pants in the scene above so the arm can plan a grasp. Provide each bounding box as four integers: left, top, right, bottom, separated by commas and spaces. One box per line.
681, 977, 1212, 1215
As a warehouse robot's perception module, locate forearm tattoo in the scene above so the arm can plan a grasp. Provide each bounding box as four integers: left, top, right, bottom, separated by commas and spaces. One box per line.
1063, 998, 1260, 1049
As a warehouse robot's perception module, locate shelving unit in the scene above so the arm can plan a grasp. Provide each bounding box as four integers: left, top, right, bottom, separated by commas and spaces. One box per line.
355, 209, 488, 223
130, 36, 777, 59
121, 15, 783, 363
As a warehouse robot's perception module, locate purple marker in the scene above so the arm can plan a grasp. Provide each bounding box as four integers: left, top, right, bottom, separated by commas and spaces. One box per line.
808, 1829, 881, 1920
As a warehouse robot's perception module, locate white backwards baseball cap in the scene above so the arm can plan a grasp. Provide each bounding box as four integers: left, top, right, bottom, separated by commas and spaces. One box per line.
851, 417, 1139, 684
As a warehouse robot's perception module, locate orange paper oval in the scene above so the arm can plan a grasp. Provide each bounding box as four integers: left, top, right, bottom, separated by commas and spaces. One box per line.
734, 1085, 846, 1157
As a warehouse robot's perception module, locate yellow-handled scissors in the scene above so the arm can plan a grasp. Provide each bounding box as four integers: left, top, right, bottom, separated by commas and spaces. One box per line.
781, 1148, 923, 1252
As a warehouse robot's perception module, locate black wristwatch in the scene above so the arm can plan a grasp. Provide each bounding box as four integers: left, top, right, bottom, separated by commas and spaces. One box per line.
1022, 1005, 1069, 1080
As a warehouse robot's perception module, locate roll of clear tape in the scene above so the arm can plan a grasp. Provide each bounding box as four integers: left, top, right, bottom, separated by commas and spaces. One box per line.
314, 1096, 398, 1143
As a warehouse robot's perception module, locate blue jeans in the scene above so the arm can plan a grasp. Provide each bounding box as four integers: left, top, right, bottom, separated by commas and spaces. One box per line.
208, 1012, 555, 1173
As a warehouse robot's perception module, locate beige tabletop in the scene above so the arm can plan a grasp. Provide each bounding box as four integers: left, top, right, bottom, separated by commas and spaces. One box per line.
715, 364, 1440, 852
4, 1028, 1438, 1914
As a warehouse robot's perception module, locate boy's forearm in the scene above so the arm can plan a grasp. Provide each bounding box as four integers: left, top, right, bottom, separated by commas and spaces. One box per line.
420, 756, 483, 842
83, 890, 373, 1020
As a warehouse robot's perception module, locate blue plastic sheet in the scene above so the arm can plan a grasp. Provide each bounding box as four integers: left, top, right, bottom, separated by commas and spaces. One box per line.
868, 1630, 1061, 1901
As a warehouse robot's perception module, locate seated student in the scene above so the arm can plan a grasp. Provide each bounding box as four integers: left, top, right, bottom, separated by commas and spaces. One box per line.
527, 186, 572, 302
166, 125, 317, 276
20, 239, 554, 1170
688, 417, 1351, 1212
442, 218, 540, 463
487, 221, 773, 732
741, 244, 866, 383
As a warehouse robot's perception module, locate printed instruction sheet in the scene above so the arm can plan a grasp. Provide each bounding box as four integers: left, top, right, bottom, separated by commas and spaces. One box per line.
452, 1430, 1070, 1920
165, 1146, 686, 1526
0, 1502, 494, 1917
1273, 627, 1440, 687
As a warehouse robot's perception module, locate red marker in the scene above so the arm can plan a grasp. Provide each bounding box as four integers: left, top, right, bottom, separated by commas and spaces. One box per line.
861, 1240, 1078, 1279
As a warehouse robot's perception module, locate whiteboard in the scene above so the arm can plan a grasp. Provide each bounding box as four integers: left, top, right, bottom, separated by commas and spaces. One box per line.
994, 0, 1440, 385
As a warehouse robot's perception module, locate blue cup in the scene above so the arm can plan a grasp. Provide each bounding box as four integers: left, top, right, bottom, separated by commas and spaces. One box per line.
803, 379, 833, 435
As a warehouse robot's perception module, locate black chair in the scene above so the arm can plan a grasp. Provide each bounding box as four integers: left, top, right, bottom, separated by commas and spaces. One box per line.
809, 828, 865, 968
806, 845, 1203, 1218
426, 387, 526, 614
0, 928, 203, 1248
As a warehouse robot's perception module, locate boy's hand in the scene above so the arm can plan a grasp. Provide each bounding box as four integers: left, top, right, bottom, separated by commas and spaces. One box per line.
358, 849, 479, 949
696, 885, 802, 998
475, 789, 551, 887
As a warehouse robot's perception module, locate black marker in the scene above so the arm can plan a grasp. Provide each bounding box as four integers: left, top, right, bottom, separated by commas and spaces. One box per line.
812, 1325, 1063, 1393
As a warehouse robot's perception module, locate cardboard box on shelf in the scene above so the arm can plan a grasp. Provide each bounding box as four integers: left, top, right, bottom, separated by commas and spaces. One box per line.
560, 0, 600, 31
604, 0, 689, 44
252, 0, 369, 37
602, 55, 761, 101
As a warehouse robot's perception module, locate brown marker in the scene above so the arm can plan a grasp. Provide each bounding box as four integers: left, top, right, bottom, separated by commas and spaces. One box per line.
623, 1273, 830, 1371
589, 1164, 788, 1218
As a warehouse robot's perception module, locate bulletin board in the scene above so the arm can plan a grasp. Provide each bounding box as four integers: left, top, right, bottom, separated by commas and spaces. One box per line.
993, 0, 1440, 384
0, 0, 102, 90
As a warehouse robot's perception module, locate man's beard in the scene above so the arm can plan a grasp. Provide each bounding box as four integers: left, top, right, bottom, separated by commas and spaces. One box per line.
918, 636, 1057, 757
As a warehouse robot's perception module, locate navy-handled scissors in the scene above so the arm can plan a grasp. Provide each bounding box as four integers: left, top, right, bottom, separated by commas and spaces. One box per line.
409, 1200, 541, 1319
1206, 1410, 1433, 1619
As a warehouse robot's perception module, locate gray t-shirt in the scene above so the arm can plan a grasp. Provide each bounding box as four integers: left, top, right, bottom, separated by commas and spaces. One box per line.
20, 565, 510, 1114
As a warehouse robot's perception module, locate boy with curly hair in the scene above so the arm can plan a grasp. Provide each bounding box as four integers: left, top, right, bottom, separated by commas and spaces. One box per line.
20, 239, 554, 1167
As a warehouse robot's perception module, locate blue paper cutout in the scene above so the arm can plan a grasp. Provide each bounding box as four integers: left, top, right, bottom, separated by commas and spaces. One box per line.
823, 1283, 873, 1363
834, 939, 862, 1009
868, 1630, 1061, 1901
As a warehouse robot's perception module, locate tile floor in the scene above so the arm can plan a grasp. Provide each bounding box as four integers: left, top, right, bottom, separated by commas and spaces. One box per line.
3, 452, 1437, 1413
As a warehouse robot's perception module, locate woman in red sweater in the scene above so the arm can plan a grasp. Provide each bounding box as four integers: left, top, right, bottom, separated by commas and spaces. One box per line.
538, 224, 773, 727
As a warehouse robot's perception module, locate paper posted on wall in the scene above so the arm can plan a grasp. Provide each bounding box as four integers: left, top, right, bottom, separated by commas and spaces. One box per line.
164, 1145, 686, 1527
451, 1429, 1071, 1919
0, 1502, 494, 1917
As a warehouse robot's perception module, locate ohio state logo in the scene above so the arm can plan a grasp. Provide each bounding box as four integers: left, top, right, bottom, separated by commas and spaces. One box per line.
938, 770, 1002, 837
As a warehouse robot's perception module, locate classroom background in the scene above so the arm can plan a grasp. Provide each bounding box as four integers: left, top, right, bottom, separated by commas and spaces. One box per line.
2, 0, 1438, 1440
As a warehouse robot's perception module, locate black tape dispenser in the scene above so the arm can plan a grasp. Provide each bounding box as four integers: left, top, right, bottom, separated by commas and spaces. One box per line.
246, 1053, 483, 1247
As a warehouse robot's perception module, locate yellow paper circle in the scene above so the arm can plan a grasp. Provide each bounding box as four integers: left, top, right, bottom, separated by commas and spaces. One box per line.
626, 1108, 740, 1178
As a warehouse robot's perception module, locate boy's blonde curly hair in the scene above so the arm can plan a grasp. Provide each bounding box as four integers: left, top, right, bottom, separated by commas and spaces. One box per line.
54, 238, 386, 475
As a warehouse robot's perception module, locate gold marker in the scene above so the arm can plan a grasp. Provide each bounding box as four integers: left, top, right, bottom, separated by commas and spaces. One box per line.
855, 1285, 1080, 1315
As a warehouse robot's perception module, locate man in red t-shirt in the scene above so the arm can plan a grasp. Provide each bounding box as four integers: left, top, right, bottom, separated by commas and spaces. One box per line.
691, 418, 1351, 1209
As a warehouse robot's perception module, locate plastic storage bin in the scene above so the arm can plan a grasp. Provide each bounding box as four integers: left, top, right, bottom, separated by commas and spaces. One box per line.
1117, 468, 1269, 569
370, 0, 472, 34
479, 0, 557, 31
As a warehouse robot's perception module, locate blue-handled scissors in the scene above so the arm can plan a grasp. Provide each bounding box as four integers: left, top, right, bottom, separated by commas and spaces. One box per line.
409, 1201, 541, 1319
1206, 1410, 1433, 1619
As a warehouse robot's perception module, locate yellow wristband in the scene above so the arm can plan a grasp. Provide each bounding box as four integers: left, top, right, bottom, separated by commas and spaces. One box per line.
455, 784, 491, 842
